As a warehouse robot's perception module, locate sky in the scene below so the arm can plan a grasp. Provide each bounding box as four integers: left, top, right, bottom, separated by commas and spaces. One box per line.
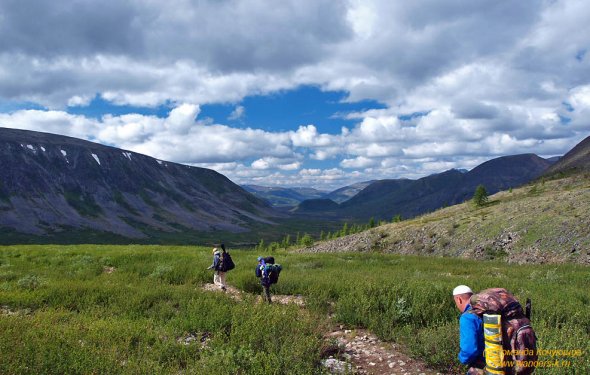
0, 0, 589, 190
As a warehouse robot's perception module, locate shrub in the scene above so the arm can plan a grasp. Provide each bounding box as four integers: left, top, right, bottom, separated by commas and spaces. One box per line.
300, 233, 314, 247
472, 184, 488, 207
17, 275, 43, 290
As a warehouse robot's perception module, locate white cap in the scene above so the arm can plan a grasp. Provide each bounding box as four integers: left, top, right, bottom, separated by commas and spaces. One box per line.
453, 285, 473, 296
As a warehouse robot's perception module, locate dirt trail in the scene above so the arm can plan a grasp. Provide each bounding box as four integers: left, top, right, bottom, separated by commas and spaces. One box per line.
201, 283, 305, 305
323, 327, 441, 374
202, 283, 441, 374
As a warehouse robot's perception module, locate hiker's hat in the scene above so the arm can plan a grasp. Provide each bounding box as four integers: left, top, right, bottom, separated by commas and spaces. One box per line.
213, 247, 220, 254
453, 285, 473, 296
257, 256, 263, 261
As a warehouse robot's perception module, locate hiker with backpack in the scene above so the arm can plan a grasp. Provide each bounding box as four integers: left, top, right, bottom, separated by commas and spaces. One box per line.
453, 285, 538, 375
207, 247, 226, 291
453, 285, 486, 374
207, 244, 235, 291
255, 256, 281, 304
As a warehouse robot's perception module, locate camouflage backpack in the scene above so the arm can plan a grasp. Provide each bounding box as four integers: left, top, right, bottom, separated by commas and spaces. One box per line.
470, 288, 538, 375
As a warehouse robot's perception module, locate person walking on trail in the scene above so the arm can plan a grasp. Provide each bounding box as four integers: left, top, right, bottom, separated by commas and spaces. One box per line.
207, 247, 226, 291
255, 256, 272, 303
453, 285, 485, 375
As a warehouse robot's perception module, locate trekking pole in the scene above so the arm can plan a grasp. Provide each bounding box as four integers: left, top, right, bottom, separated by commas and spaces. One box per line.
525, 298, 532, 320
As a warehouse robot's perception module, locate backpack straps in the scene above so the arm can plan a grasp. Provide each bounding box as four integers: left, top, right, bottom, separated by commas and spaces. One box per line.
516, 324, 532, 336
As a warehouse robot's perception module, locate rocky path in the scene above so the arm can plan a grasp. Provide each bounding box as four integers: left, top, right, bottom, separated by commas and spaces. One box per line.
202, 283, 440, 374
323, 327, 441, 374
201, 283, 305, 305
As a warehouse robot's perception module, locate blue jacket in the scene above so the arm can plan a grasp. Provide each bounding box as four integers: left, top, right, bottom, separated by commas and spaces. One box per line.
209, 253, 221, 271
255, 262, 271, 287
458, 304, 485, 365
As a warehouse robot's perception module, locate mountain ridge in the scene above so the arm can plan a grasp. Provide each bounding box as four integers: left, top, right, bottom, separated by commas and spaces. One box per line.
295, 154, 553, 221
543, 135, 590, 176
0, 127, 279, 239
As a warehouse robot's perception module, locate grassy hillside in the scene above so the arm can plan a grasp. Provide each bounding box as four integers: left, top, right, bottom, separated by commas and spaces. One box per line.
1, 245, 588, 373
305, 174, 590, 265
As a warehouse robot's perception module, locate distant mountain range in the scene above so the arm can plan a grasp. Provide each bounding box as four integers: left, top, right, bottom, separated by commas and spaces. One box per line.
323, 180, 375, 203
242, 180, 374, 207
0, 127, 278, 239
3, 126, 588, 244
241, 185, 328, 207
295, 154, 555, 221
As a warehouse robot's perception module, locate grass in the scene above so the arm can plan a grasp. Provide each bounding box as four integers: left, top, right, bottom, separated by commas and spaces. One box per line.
1, 245, 588, 374
0, 245, 323, 374
308, 174, 590, 264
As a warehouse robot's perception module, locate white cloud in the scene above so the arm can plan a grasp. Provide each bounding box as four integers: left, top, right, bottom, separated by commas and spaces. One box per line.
290, 125, 335, 147
67, 95, 92, 107
165, 103, 200, 134
1, 0, 590, 189
340, 156, 376, 169
278, 161, 302, 171
569, 85, 590, 108
228, 105, 245, 121
250, 157, 300, 171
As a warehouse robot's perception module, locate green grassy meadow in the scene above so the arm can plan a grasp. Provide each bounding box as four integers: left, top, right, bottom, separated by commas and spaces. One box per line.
1, 245, 588, 374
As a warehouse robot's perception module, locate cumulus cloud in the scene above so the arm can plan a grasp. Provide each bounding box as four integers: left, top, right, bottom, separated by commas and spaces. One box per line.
228, 105, 245, 121
1, 0, 589, 189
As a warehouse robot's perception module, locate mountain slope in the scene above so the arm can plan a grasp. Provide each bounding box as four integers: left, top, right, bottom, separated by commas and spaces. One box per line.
323, 180, 375, 203
296, 154, 552, 221
544, 135, 590, 176
300, 174, 590, 265
0, 127, 278, 239
242, 185, 327, 207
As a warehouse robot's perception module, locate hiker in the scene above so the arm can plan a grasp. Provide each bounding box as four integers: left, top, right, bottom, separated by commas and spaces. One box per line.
255, 256, 272, 303
207, 247, 226, 291
453, 285, 485, 374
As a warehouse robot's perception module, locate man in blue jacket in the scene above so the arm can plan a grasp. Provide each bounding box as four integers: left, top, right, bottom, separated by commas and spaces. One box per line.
453, 285, 485, 374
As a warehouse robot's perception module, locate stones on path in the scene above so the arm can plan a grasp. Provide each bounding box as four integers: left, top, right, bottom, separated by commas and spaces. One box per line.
323, 328, 440, 375
321, 358, 353, 374
201, 283, 305, 306
176, 331, 211, 347
201, 284, 437, 374
0, 305, 32, 316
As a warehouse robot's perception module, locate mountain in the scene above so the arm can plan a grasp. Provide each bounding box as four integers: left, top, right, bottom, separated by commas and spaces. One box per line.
543, 135, 590, 176
454, 154, 552, 200
295, 154, 553, 221
545, 156, 561, 163
323, 180, 375, 203
339, 169, 465, 220
301, 173, 590, 265
242, 185, 328, 207
242, 181, 373, 207
0, 127, 278, 239
293, 198, 339, 213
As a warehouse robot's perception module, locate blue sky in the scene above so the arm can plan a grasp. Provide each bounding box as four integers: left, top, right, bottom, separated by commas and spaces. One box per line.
200, 86, 386, 134
0, 0, 589, 189
59, 85, 386, 135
